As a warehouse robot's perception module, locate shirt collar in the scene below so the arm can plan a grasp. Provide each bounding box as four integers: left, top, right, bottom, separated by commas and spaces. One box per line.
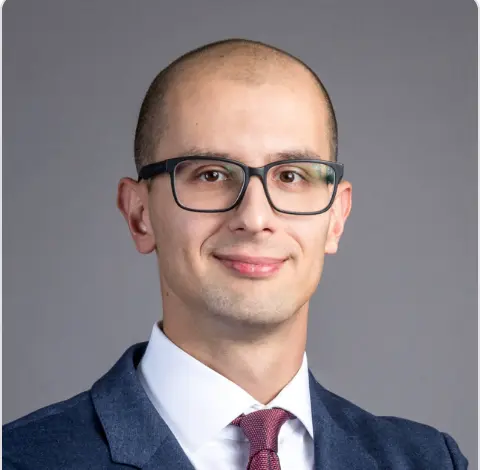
137, 321, 314, 453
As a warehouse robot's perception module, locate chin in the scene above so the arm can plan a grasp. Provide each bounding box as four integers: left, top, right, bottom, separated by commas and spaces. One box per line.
202, 287, 298, 325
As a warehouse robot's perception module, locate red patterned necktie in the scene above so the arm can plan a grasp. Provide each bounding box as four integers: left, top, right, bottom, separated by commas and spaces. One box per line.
231, 407, 295, 470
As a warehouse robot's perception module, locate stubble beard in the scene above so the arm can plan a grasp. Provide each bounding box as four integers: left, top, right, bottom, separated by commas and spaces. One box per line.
198, 280, 299, 330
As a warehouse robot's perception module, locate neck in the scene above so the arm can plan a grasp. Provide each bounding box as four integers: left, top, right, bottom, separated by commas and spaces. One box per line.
160, 304, 308, 405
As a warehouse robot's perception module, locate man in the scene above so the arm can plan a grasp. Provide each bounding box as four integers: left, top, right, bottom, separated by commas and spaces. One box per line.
3, 39, 467, 469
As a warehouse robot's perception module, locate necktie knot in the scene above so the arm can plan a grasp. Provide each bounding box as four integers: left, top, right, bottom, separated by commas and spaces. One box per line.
231, 407, 294, 469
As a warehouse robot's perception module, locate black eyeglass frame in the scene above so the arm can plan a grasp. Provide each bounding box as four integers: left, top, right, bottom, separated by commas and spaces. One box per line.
137, 156, 344, 215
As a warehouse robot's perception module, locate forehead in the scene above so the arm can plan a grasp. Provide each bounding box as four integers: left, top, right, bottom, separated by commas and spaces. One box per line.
158, 72, 331, 164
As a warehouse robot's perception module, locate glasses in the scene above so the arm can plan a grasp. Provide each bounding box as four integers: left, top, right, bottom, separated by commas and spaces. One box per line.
137, 156, 344, 215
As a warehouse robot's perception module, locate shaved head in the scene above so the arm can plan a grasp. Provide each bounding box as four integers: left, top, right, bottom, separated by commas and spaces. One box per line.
134, 38, 338, 174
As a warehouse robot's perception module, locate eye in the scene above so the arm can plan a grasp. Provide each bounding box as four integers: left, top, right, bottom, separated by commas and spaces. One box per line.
198, 169, 229, 182
276, 170, 304, 183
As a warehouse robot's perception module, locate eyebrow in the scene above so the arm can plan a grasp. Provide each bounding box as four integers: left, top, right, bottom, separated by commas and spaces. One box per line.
174, 147, 327, 163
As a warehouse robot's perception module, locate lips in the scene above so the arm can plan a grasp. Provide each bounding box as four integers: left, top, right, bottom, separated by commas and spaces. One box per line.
215, 254, 286, 264
213, 253, 287, 278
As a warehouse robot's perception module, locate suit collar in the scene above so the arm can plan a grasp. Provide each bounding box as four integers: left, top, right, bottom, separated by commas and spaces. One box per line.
91, 341, 375, 469
91, 342, 195, 469
309, 371, 378, 469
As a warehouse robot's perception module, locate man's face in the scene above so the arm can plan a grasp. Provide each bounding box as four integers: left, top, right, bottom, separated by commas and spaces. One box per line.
141, 72, 348, 328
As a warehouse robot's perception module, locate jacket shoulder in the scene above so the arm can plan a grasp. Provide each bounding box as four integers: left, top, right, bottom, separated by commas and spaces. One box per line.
3, 390, 91, 433
2, 390, 114, 469
375, 415, 467, 469
313, 380, 468, 469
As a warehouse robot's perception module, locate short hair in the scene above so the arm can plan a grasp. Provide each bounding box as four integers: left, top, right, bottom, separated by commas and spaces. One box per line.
134, 39, 338, 175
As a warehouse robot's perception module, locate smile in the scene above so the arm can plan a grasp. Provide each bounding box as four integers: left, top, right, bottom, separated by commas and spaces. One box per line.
213, 254, 287, 278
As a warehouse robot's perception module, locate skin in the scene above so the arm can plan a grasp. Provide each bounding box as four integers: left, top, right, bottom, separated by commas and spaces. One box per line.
117, 60, 352, 404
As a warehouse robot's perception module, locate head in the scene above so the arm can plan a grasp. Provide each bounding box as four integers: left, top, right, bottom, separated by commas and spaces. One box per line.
117, 39, 352, 337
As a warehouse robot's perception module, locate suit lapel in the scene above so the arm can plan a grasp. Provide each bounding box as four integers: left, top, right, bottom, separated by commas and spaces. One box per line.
91, 342, 195, 469
309, 371, 378, 470
141, 434, 196, 470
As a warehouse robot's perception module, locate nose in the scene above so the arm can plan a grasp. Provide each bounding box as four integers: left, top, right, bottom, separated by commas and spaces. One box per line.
227, 176, 277, 234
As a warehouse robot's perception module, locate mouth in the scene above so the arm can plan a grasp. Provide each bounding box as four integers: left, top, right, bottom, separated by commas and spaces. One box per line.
213, 254, 287, 278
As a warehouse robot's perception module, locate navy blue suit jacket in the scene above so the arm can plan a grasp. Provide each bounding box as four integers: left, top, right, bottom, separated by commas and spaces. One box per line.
3, 342, 468, 469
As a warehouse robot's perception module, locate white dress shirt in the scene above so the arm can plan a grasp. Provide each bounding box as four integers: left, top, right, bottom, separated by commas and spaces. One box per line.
137, 322, 315, 470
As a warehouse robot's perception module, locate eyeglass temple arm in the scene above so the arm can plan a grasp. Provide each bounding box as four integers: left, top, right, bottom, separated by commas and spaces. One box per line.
137, 161, 169, 182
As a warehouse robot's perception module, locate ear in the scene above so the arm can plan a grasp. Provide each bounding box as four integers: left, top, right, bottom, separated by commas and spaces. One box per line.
324, 180, 352, 254
116, 177, 156, 254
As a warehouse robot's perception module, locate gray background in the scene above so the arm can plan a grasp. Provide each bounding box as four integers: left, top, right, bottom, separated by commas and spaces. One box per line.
3, 0, 477, 467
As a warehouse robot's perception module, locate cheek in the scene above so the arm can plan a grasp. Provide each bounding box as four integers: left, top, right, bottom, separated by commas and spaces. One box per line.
154, 206, 220, 264
305, 235, 328, 272
295, 224, 330, 296
290, 217, 330, 259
